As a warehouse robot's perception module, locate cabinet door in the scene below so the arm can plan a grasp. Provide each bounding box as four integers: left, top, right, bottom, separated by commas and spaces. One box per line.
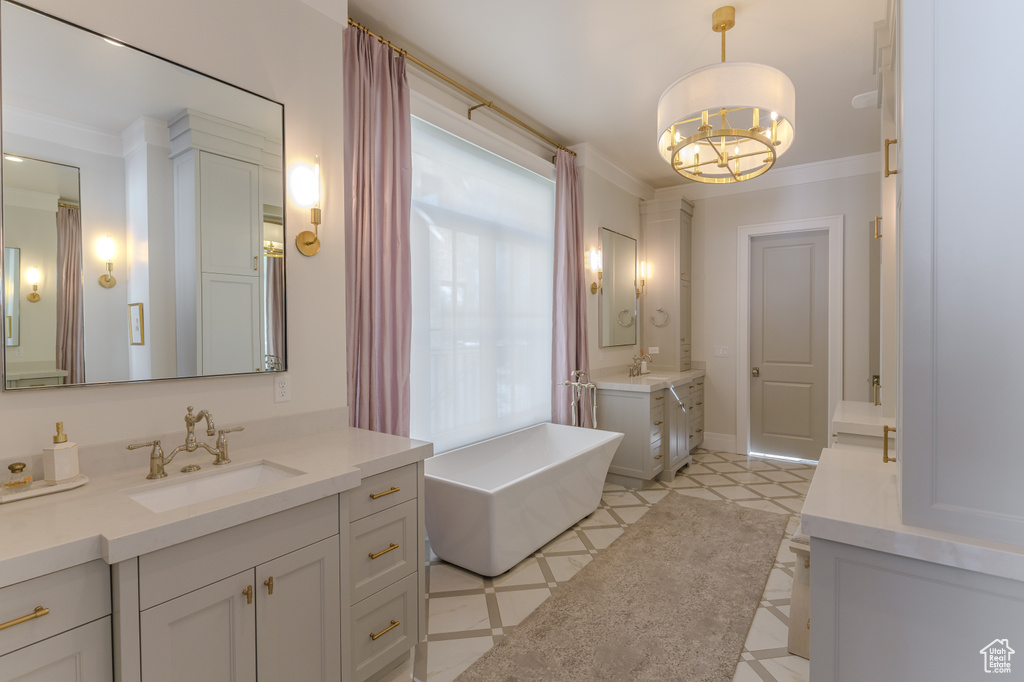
255, 536, 341, 682
201, 272, 261, 375
141, 570, 256, 682
199, 151, 261, 277
0, 617, 112, 682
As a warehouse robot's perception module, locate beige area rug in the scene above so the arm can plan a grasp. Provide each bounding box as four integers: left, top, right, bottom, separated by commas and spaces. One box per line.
455, 493, 788, 682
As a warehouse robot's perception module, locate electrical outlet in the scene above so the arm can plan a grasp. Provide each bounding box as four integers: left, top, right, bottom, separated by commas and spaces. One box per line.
14, 347, 22, 357
649, 346, 660, 354
714, 346, 729, 357
274, 374, 291, 403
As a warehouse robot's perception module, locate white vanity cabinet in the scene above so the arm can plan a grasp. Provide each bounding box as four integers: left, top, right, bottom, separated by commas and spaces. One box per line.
640, 196, 693, 372
171, 110, 274, 376
343, 463, 426, 682
599, 389, 666, 488
116, 496, 341, 682
0, 561, 112, 682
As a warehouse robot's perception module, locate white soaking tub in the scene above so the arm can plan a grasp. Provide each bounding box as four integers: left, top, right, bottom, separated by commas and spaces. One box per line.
424, 423, 624, 576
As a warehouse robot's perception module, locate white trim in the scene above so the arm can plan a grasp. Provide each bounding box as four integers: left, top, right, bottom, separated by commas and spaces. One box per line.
570, 143, 654, 200
702, 432, 738, 455
679, 153, 880, 202
736, 214, 844, 457
410, 89, 555, 180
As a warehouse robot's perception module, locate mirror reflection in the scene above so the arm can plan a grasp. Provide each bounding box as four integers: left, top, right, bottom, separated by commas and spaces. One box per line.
598, 227, 638, 348
1, 0, 286, 389
3, 246, 19, 347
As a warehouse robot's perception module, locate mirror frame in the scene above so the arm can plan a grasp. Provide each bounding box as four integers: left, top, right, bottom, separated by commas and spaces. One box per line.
0, 0, 289, 390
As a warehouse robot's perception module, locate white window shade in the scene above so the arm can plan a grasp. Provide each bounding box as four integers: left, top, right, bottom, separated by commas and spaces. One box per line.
410, 117, 555, 454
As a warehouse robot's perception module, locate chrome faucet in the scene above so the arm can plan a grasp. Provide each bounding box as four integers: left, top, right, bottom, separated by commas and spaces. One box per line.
127, 407, 245, 478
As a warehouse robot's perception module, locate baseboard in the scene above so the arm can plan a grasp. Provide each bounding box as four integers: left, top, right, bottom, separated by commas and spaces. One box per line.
703, 432, 739, 454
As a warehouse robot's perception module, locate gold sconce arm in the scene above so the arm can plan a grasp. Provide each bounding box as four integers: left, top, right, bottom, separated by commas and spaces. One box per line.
590, 270, 602, 295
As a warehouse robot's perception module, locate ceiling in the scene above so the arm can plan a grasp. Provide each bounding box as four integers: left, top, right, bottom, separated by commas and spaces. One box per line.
347, 0, 886, 190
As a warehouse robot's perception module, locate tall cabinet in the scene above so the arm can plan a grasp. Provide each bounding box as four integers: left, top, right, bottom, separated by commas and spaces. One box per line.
641, 195, 694, 371
171, 110, 278, 376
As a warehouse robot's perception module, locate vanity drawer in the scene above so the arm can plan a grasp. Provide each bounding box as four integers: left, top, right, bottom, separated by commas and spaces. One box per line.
350, 464, 417, 521
351, 573, 418, 682
650, 391, 666, 408
689, 417, 705, 448
0, 560, 110, 657
350, 500, 418, 604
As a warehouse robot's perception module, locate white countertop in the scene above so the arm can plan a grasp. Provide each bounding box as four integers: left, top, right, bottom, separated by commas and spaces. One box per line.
0, 427, 432, 588
831, 399, 895, 437
801, 445, 1024, 581
591, 367, 705, 393
5, 362, 69, 381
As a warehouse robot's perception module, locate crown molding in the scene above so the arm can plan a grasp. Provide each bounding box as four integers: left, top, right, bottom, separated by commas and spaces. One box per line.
675, 152, 881, 202
570, 143, 655, 201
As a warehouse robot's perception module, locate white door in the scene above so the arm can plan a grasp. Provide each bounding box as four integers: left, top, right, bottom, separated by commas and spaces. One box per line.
141, 570, 256, 682
255, 537, 341, 682
749, 230, 829, 460
199, 151, 261, 277
201, 272, 261, 374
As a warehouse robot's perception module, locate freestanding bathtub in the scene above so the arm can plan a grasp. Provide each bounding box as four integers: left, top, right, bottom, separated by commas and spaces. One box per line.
424, 423, 624, 576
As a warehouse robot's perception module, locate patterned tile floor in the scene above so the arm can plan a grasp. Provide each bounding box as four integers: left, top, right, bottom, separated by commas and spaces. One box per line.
381, 448, 815, 682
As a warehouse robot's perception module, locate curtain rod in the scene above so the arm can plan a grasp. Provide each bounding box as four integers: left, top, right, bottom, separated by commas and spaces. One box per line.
347, 18, 576, 158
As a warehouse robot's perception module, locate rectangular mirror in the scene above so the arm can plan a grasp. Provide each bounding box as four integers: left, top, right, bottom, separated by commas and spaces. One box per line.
1, 0, 286, 390
598, 227, 637, 348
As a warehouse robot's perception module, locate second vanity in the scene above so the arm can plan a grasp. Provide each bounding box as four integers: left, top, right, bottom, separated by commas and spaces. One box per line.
0, 423, 431, 682
593, 368, 705, 488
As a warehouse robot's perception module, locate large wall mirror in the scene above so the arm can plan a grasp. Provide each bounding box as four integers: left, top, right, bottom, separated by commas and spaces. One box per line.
598, 227, 638, 348
0, 0, 286, 390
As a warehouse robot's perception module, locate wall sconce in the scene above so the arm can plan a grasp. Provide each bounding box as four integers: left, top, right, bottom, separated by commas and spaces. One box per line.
291, 156, 322, 257
25, 267, 40, 302
589, 248, 603, 295
636, 261, 647, 298
97, 235, 116, 288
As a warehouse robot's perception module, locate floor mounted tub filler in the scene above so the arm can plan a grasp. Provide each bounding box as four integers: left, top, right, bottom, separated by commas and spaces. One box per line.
424, 423, 624, 576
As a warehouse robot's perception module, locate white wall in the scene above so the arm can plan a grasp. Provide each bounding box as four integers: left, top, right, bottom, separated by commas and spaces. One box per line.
0, 0, 347, 457
692, 172, 879, 447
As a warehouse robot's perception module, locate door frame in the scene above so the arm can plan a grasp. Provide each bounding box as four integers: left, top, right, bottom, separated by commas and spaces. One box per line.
736, 215, 844, 457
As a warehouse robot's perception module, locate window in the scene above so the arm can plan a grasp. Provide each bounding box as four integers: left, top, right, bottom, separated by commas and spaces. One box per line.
409, 117, 555, 454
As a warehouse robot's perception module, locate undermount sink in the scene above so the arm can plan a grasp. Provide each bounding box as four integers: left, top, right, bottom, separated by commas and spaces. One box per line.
125, 461, 303, 513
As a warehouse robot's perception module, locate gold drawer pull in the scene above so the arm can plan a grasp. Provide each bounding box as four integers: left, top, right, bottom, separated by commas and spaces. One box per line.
369, 486, 400, 500
696, 402, 703, 406
0, 606, 49, 631
884, 138, 899, 177
264, 577, 274, 595
655, 454, 663, 460
654, 396, 664, 400
883, 425, 897, 463
653, 421, 663, 426
243, 586, 253, 605
369, 543, 400, 560
696, 429, 703, 433
370, 619, 400, 641
874, 216, 882, 239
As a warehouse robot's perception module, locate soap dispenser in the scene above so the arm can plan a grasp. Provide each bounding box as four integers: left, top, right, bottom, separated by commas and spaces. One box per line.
43, 422, 79, 483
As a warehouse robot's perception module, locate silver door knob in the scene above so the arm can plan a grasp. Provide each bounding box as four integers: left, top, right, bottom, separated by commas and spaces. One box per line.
751, 367, 760, 377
